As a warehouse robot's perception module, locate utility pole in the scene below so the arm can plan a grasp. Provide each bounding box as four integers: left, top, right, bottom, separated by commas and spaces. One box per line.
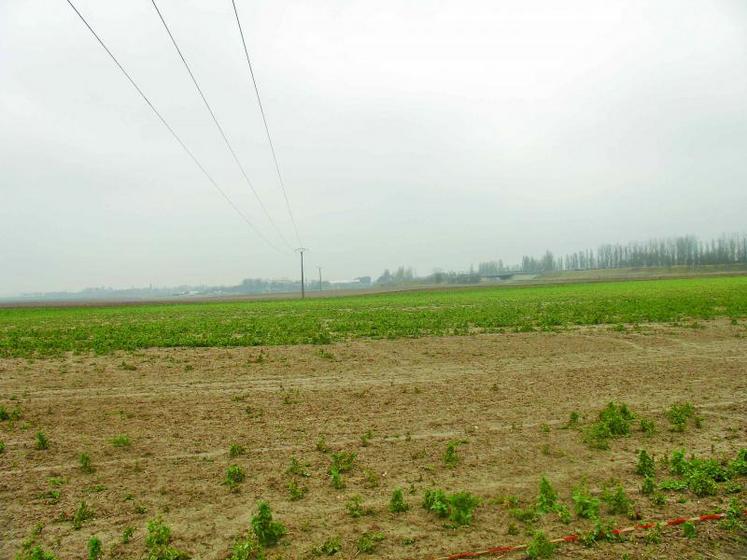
296, 248, 308, 299
317, 266, 322, 292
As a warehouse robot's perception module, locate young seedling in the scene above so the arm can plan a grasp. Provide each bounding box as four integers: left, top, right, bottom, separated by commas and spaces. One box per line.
287, 456, 311, 477
360, 430, 374, 447
122, 526, 135, 544
316, 434, 330, 453
636, 450, 655, 478
87, 536, 102, 560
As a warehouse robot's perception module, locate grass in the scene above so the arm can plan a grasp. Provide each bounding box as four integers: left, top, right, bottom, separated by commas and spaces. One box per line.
110, 434, 131, 447
87, 536, 102, 560
229, 443, 246, 458
2, 277, 746, 358
79, 453, 94, 474
72, 500, 94, 530
34, 431, 49, 450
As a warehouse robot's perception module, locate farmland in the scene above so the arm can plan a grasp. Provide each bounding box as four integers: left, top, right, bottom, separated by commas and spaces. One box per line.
1, 277, 746, 559
2, 276, 747, 358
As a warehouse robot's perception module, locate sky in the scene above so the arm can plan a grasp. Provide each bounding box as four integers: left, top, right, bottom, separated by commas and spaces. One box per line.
1, 0, 746, 295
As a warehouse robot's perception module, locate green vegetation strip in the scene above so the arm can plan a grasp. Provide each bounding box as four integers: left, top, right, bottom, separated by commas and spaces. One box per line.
1, 277, 746, 357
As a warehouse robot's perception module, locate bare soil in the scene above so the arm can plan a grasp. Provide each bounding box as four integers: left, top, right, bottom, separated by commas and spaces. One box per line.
1, 321, 746, 559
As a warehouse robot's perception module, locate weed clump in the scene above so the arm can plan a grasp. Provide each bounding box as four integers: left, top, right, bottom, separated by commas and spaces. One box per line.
229, 444, 245, 458
251, 501, 286, 547
72, 500, 95, 530
641, 476, 655, 496
287, 456, 311, 478
572, 484, 600, 519
423, 489, 480, 525
536, 476, 558, 513
601, 483, 632, 515
583, 402, 634, 449
145, 517, 190, 560
667, 402, 698, 432
312, 536, 342, 556
389, 488, 409, 513
423, 489, 449, 517
665, 448, 736, 497
227, 533, 262, 560
328, 451, 356, 488
224, 465, 246, 491
682, 521, 697, 539
526, 530, 555, 559
287, 479, 307, 501
639, 418, 655, 436
356, 532, 384, 554
444, 440, 463, 468
636, 450, 655, 478
346, 495, 371, 518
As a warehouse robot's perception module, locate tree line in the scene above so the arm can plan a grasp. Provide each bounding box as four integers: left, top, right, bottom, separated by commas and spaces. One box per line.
376, 234, 747, 284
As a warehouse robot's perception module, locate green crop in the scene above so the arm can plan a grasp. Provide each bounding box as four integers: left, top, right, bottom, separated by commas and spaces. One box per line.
2, 277, 746, 357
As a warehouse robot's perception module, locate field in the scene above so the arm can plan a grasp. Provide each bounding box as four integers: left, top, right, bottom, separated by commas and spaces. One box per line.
1, 277, 746, 559
3, 276, 747, 358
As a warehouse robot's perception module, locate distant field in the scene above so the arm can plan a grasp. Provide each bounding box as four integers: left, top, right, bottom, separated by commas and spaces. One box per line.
1, 276, 746, 358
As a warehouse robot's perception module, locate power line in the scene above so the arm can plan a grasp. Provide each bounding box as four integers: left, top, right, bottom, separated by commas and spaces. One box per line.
151, 0, 294, 251
64, 0, 286, 255
231, 0, 304, 248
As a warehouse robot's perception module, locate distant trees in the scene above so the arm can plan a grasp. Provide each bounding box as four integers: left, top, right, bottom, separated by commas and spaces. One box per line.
376, 233, 747, 285
376, 267, 415, 285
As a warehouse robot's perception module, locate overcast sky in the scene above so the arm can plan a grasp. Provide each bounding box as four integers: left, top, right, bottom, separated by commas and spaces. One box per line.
2, 0, 746, 295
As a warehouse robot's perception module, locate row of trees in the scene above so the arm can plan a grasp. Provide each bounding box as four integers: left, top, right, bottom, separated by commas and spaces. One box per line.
375, 234, 747, 284
510, 234, 747, 274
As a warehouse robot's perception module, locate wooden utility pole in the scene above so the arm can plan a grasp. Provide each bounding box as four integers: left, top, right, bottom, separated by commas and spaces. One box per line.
296, 248, 308, 298
318, 267, 322, 291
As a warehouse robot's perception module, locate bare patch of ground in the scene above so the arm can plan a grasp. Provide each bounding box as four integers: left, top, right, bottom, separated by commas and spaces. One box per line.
1, 321, 746, 559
